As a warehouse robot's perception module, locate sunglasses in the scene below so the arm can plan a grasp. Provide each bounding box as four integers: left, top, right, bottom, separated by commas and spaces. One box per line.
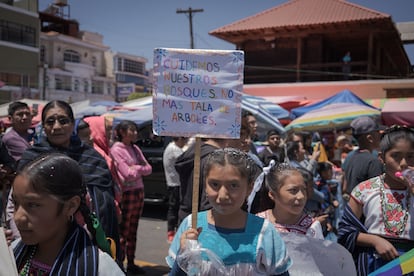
44, 116, 72, 127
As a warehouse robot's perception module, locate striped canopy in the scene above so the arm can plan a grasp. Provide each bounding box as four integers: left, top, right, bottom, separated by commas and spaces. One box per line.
285, 102, 380, 132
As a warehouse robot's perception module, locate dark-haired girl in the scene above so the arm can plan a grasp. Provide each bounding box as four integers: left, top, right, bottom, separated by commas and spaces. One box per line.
11, 153, 124, 275
338, 125, 414, 275
257, 163, 324, 240
167, 148, 291, 275
6, 100, 122, 265
110, 120, 152, 274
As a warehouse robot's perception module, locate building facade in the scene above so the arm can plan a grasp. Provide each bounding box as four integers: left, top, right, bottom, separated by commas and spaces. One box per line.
39, 2, 115, 103
107, 52, 149, 102
40, 30, 115, 103
0, 0, 40, 104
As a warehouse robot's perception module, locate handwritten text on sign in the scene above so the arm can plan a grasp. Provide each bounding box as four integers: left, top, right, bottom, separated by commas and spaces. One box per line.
152, 48, 244, 138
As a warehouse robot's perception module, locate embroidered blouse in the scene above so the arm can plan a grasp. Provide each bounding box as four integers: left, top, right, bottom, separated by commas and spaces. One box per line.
351, 175, 414, 239
256, 209, 324, 240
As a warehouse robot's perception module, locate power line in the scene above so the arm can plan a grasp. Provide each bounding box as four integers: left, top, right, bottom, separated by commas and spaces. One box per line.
176, 7, 204, 49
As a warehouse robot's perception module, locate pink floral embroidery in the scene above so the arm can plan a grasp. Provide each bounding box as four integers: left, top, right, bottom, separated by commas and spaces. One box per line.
386, 193, 397, 203
359, 181, 371, 191
386, 209, 404, 222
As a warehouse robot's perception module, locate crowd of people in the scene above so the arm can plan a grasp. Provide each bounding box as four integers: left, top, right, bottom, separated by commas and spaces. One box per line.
0, 100, 413, 276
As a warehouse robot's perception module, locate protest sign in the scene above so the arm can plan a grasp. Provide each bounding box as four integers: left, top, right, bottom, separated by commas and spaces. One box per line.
153, 48, 245, 228
152, 48, 244, 138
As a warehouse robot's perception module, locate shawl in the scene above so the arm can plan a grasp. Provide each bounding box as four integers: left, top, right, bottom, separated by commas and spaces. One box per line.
337, 204, 372, 276
14, 223, 99, 276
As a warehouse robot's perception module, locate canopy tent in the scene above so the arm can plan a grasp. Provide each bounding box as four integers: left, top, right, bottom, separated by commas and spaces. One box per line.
291, 89, 377, 118
90, 100, 121, 107
364, 97, 414, 109
111, 106, 153, 128
241, 95, 290, 120
381, 101, 414, 127
285, 102, 381, 132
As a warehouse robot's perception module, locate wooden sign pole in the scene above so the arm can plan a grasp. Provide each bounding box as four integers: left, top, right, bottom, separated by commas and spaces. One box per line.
191, 136, 202, 229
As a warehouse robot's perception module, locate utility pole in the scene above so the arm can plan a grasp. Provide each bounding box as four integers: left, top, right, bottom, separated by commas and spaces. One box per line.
176, 7, 203, 49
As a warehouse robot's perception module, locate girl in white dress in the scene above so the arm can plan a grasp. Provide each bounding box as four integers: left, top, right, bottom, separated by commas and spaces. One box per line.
338, 125, 414, 276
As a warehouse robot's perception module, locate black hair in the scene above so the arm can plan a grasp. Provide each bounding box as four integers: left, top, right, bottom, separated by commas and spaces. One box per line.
76, 118, 90, 132
286, 141, 301, 160
380, 125, 414, 155
266, 129, 280, 139
317, 162, 333, 175
17, 153, 97, 244
8, 101, 29, 116
241, 110, 254, 118
41, 100, 75, 124
204, 148, 259, 185
114, 120, 138, 142
265, 163, 303, 193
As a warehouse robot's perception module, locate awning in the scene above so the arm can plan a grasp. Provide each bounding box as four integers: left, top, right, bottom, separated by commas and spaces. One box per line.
365, 97, 414, 109
381, 101, 414, 127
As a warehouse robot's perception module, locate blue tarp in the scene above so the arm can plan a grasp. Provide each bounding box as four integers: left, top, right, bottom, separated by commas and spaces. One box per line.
291, 89, 378, 118
112, 107, 152, 128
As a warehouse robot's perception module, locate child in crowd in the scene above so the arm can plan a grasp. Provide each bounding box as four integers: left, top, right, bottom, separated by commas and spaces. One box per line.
166, 148, 291, 275
256, 163, 324, 240
338, 125, 414, 276
316, 162, 339, 238
110, 120, 152, 275
11, 153, 124, 275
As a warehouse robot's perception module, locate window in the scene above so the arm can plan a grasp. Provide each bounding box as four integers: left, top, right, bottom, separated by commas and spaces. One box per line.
117, 58, 122, 71
0, 20, 36, 47
92, 56, 97, 67
40, 45, 46, 63
55, 77, 63, 90
63, 49, 80, 63
74, 79, 80, 91
83, 80, 89, 93
92, 81, 103, 94
124, 59, 144, 74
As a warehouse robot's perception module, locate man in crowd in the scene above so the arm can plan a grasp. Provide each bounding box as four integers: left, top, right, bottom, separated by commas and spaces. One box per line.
342, 116, 384, 198
258, 129, 284, 166
2, 101, 33, 161
163, 136, 188, 243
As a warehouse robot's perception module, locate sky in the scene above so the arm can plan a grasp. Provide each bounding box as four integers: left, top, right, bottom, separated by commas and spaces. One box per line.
39, 0, 414, 68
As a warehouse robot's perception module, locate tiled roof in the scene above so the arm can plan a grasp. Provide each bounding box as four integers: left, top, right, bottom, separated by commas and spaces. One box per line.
210, 0, 391, 35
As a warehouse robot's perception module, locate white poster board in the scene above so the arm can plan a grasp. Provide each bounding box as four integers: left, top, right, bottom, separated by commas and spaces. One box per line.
0, 227, 18, 276
152, 48, 244, 138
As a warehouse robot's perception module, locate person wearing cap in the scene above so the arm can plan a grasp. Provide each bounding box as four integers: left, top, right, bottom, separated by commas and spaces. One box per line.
333, 134, 354, 167
342, 116, 384, 197
258, 129, 284, 166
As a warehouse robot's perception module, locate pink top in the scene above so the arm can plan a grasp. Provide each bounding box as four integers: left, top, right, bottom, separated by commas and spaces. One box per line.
110, 141, 152, 191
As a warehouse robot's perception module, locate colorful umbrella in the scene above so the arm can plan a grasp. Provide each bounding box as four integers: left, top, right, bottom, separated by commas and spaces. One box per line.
285, 102, 380, 132
368, 248, 414, 276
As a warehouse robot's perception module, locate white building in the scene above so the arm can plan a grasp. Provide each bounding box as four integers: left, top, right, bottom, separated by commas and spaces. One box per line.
40, 30, 115, 102
106, 51, 149, 102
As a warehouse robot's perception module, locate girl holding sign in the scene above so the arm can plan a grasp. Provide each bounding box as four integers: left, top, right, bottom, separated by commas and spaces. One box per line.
166, 148, 291, 275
